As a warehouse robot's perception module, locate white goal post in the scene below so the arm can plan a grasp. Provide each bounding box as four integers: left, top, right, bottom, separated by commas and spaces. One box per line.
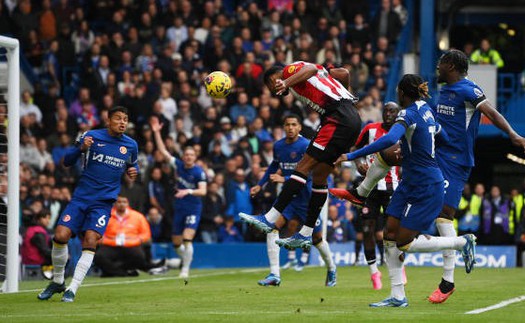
0, 35, 19, 293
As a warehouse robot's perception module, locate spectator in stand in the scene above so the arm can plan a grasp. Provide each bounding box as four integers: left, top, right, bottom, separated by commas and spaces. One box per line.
20, 133, 41, 171
219, 216, 244, 243
21, 210, 53, 279
20, 90, 43, 124
148, 167, 168, 216
72, 20, 95, 57
225, 168, 253, 228
458, 183, 484, 235
230, 92, 256, 124
69, 87, 97, 120
25, 30, 44, 68
470, 38, 504, 69
120, 175, 146, 213
35, 138, 54, 173
392, 0, 408, 26
95, 196, 166, 277
348, 53, 369, 95
481, 186, 513, 245
326, 205, 347, 243
200, 181, 225, 243
371, 0, 402, 45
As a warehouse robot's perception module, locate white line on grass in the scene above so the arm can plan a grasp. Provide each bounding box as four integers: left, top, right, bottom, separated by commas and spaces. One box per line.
465, 295, 525, 314
17, 268, 267, 293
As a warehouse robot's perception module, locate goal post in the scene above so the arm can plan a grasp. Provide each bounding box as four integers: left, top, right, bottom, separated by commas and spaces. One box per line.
0, 35, 20, 293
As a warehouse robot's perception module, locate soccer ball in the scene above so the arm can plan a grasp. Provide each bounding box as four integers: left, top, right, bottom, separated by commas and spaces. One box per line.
204, 71, 232, 98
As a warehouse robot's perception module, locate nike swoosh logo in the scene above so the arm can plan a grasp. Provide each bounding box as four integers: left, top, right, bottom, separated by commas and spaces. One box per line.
97, 143, 106, 147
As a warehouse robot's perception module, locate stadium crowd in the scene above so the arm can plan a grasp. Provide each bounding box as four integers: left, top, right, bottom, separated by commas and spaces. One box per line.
0, 0, 523, 271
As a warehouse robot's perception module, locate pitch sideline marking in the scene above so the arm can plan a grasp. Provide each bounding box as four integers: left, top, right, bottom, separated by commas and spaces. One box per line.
465, 295, 525, 314
16, 268, 267, 293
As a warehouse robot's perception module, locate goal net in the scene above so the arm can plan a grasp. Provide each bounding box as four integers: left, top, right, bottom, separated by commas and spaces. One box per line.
0, 36, 19, 293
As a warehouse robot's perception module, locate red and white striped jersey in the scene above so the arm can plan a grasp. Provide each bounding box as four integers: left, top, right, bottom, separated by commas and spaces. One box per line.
354, 122, 400, 191
282, 61, 356, 116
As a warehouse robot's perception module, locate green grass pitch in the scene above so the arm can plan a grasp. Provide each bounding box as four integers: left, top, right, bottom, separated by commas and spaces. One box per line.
1, 266, 524, 322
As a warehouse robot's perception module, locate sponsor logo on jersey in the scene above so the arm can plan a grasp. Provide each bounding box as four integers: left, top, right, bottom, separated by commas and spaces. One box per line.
120, 146, 127, 154
63, 214, 71, 222
287, 65, 296, 74
436, 104, 455, 116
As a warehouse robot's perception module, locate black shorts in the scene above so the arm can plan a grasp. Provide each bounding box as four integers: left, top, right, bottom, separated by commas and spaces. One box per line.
306, 100, 361, 165
357, 190, 393, 232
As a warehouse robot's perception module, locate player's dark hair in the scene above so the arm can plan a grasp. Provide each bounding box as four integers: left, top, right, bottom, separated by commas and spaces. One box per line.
440, 49, 469, 75
263, 65, 284, 85
108, 106, 129, 118
398, 74, 431, 100
283, 113, 302, 124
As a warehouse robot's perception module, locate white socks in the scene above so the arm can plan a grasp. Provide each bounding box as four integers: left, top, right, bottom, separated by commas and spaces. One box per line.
68, 250, 94, 294
299, 226, 313, 237
267, 231, 280, 276
384, 240, 405, 300
404, 235, 465, 253
175, 244, 186, 258
315, 240, 336, 271
264, 207, 281, 223
181, 241, 193, 273
357, 158, 390, 198
287, 250, 296, 261
301, 250, 309, 264
436, 219, 458, 283
369, 262, 379, 275
52, 241, 68, 285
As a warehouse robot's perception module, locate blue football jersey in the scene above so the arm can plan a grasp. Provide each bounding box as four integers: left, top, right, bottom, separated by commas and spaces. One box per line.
433, 78, 487, 167
75, 129, 138, 201
273, 136, 310, 181
395, 101, 444, 185
170, 157, 206, 208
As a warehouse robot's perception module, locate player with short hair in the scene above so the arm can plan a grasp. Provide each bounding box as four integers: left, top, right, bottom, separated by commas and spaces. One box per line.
250, 114, 336, 287
335, 74, 476, 307
150, 117, 207, 279
239, 61, 362, 250
332, 50, 525, 303
38, 106, 139, 302
339, 102, 401, 290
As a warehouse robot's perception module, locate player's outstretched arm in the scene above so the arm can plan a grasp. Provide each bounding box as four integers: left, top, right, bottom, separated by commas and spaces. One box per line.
150, 117, 173, 162
329, 67, 350, 89
334, 123, 406, 165
277, 63, 318, 94
479, 102, 525, 153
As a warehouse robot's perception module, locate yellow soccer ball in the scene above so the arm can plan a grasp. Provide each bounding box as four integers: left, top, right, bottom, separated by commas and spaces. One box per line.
204, 71, 232, 98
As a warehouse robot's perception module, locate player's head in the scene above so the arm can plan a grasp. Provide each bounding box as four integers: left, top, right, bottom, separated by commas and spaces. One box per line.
282, 114, 302, 141
382, 101, 400, 126
437, 49, 469, 82
182, 145, 197, 166
263, 65, 285, 96
115, 195, 129, 213
108, 106, 129, 136
397, 74, 430, 107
